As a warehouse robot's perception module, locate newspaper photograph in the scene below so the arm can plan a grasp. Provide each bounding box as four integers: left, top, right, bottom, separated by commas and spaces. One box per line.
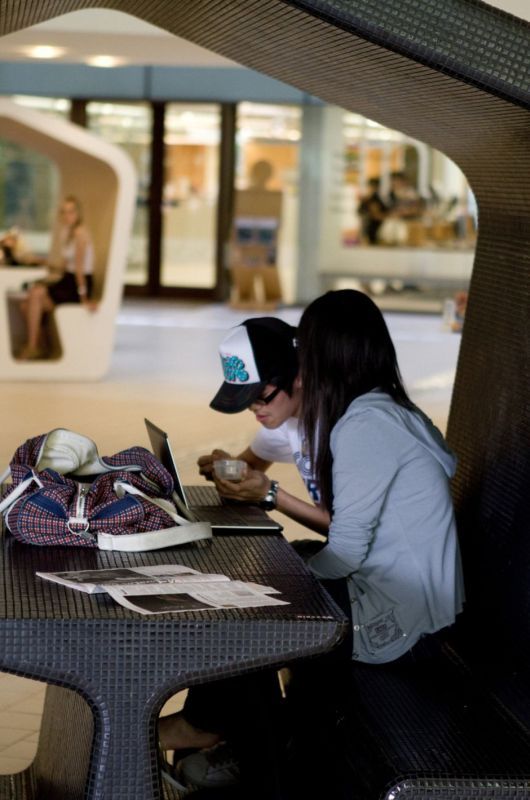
36, 565, 230, 594
36, 564, 288, 613
106, 579, 289, 615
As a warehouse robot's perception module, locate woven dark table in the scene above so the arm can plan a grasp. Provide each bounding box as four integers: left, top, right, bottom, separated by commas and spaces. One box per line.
0, 529, 347, 800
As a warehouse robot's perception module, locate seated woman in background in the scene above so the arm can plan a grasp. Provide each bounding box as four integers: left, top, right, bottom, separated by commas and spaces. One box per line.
17, 195, 94, 360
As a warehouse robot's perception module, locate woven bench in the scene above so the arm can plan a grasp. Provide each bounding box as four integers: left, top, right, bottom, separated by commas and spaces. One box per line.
338, 632, 530, 800
286, 620, 530, 800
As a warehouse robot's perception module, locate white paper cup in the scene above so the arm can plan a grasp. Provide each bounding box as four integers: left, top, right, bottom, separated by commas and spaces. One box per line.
213, 459, 247, 481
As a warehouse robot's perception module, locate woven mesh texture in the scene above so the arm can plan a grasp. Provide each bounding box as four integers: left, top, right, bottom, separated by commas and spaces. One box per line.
0, 773, 36, 800
347, 650, 530, 787
0, 531, 346, 799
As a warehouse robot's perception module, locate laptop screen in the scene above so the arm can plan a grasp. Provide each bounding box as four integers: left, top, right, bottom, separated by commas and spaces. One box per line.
144, 418, 190, 510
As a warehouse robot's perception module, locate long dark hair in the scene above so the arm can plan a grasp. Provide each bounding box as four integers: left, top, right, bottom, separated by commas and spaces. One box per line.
297, 290, 413, 512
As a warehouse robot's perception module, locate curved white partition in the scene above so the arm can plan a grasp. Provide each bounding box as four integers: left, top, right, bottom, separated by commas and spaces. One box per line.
0, 99, 136, 381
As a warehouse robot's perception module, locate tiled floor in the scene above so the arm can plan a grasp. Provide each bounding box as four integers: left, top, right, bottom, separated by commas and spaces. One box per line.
0, 297, 461, 774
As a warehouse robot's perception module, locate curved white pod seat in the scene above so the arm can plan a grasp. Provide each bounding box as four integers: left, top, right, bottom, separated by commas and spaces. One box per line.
0, 99, 136, 381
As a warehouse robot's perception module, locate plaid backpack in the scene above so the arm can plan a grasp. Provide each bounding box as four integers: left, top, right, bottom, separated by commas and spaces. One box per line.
0, 429, 212, 551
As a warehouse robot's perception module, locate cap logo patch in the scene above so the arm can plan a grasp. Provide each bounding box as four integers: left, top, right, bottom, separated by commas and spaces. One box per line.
222, 355, 249, 384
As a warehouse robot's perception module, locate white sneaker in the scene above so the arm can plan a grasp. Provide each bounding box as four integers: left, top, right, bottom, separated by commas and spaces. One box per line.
178, 742, 240, 788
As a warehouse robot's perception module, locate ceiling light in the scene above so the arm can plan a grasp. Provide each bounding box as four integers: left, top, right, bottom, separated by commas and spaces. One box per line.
22, 45, 66, 59
86, 55, 126, 68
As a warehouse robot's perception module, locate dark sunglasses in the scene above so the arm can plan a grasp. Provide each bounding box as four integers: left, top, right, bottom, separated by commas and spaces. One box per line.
254, 385, 282, 406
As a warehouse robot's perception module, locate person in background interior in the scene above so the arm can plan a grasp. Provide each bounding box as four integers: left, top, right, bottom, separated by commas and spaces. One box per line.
357, 177, 388, 244
387, 170, 424, 220
17, 195, 95, 360
0, 228, 35, 266
158, 290, 464, 793
451, 290, 468, 333
197, 316, 329, 536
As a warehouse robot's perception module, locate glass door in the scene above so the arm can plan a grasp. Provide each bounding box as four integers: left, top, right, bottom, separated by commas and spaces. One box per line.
0, 142, 60, 257
235, 103, 301, 303
86, 101, 152, 286
2, 96, 68, 255
160, 103, 221, 289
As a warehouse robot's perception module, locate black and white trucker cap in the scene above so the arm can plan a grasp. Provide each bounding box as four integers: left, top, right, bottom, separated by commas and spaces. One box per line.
209, 317, 298, 414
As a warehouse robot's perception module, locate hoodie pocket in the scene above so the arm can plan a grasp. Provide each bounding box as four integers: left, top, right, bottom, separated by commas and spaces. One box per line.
349, 579, 406, 656
363, 608, 404, 651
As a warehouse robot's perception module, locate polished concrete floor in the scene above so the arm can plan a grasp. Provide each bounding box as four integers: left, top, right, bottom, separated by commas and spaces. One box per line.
0, 297, 461, 774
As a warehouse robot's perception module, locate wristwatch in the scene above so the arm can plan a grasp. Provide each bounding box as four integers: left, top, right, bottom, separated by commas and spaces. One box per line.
259, 480, 279, 511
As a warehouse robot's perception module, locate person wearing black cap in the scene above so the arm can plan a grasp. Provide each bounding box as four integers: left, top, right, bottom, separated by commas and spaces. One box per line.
158, 318, 329, 789
197, 317, 330, 535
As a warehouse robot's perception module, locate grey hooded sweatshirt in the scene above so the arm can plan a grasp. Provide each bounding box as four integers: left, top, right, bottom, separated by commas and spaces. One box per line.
307, 390, 464, 664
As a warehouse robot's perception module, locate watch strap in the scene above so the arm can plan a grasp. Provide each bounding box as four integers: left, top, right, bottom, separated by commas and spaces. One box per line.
259, 479, 279, 510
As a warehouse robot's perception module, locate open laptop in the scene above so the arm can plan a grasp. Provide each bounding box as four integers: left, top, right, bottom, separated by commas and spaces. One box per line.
144, 418, 282, 533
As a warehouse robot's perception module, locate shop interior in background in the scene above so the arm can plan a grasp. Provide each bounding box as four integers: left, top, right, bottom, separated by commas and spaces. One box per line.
1, 95, 475, 310
342, 112, 476, 251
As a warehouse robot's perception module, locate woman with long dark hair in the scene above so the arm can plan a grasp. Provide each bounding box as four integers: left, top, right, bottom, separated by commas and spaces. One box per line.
297, 289, 463, 664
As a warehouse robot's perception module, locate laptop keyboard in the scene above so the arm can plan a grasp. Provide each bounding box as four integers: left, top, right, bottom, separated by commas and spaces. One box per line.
184, 484, 280, 529
194, 503, 280, 527
185, 484, 223, 507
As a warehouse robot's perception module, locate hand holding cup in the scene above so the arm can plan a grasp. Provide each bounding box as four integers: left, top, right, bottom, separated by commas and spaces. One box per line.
213, 459, 247, 482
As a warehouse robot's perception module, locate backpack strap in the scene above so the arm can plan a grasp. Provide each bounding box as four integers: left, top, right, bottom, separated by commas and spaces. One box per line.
97, 480, 212, 552
0, 470, 42, 514
97, 521, 212, 552
113, 480, 192, 524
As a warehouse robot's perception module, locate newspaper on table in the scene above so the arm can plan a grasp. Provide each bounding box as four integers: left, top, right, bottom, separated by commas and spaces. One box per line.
36, 564, 288, 615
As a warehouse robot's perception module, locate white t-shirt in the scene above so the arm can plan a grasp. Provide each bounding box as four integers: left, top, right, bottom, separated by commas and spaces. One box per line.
250, 418, 320, 503
62, 234, 94, 276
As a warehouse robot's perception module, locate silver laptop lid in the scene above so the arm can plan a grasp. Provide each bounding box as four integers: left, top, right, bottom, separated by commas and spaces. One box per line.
144, 418, 191, 511
145, 418, 282, 533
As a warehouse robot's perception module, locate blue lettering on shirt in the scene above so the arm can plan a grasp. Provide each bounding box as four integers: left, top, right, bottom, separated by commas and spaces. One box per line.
293, 448, 321, 503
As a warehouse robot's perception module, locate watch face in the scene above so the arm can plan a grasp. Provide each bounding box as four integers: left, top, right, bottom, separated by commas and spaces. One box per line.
260, 481, 278, 511
260, 498, 275, 511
